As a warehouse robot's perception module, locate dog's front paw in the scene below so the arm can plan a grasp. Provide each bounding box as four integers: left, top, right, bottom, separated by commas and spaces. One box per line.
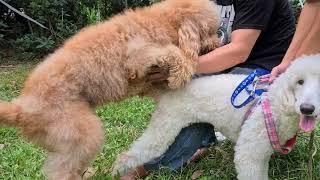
143, 44, 196, 89
167, 71, 191, 89
112, 153, 139, 177
167, 62, 194, 89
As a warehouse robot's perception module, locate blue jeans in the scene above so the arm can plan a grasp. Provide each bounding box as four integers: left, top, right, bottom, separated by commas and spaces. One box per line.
144, 67, 254, 171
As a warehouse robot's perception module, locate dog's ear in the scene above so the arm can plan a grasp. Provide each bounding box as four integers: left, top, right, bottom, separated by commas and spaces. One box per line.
283, 80, 296, 108
273, 73, 296, 110
178, 19, 201, 61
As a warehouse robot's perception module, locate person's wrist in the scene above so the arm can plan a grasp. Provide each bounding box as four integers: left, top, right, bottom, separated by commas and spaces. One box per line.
281, 60, 291, 67
281, 50, 297, 65
278, 58, 293, 69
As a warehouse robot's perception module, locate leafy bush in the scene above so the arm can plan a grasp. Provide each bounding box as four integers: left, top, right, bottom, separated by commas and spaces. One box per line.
290, 0, 304, 20
0, 0, 304, 60
0, 20, 8, 47
14, 34, 55, 53
80, 3, 102, 25
1, 0, 155, 59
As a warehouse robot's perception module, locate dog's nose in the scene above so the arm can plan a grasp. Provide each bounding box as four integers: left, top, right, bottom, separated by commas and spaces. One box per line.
300, 103, 315, 115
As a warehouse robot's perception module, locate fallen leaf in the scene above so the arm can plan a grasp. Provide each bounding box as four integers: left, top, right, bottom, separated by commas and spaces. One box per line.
191, 170, 204, 179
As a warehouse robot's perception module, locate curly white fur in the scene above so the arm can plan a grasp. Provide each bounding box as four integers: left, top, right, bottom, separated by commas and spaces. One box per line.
113, 55, 320, 179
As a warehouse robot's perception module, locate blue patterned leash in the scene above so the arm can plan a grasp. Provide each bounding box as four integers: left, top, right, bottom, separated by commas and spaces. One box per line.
231, 68, 270, 108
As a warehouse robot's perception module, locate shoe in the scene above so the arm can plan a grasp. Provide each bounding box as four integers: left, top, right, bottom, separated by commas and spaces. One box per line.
187, 147, 210, 165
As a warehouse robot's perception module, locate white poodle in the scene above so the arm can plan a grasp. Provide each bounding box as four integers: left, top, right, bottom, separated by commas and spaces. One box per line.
113, 55, 320, 179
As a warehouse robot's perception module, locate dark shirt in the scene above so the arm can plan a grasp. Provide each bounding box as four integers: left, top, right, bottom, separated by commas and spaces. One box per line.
215, 0, 296, 71
232, 0, 296, 70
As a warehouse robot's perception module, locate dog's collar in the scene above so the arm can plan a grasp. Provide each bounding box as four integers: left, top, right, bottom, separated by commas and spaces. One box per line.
237, 71, 297, 154
243, 94, 297, 155
260, 94, 297, 154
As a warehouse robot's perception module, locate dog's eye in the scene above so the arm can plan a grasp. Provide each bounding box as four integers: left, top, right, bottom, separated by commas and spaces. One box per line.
297, 79, 304, 85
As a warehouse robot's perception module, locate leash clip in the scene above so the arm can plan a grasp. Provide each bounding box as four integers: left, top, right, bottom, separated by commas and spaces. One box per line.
250, 79, 259, 97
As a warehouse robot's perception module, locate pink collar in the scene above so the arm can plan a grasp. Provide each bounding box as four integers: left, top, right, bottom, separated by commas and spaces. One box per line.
243, 94, 297, 155
260, 94, 297, 154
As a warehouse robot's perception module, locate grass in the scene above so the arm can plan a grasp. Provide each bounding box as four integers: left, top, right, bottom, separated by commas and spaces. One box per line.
0, 63, 319, 180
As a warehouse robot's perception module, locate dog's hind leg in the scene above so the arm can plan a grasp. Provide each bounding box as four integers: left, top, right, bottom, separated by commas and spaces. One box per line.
112, 112, 191, 176
43, 102, 104, 180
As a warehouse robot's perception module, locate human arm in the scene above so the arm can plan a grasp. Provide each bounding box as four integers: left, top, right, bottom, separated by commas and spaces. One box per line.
196, 29, 261, 74
270, 1, 320, 81
197, 0, 277, 74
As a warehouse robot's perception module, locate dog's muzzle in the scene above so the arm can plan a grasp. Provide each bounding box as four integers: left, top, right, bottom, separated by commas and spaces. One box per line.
299, 103, 317, 132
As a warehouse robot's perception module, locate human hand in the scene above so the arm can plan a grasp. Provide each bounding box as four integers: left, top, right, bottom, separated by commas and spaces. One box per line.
270, 61, 291, 82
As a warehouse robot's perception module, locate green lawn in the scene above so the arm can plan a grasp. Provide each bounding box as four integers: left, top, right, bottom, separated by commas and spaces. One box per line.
0, 63, 319, 180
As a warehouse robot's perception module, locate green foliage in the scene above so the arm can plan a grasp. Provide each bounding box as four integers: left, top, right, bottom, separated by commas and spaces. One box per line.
290, 0, 304, 20
14, 34, 55, 53
0, 0, 303, 61
1, 0, 156, 60
0, 21, 6, 47
80, 3, 102, 25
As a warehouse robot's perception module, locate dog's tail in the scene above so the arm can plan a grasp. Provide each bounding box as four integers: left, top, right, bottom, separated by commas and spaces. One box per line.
0, 102, 21, 126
